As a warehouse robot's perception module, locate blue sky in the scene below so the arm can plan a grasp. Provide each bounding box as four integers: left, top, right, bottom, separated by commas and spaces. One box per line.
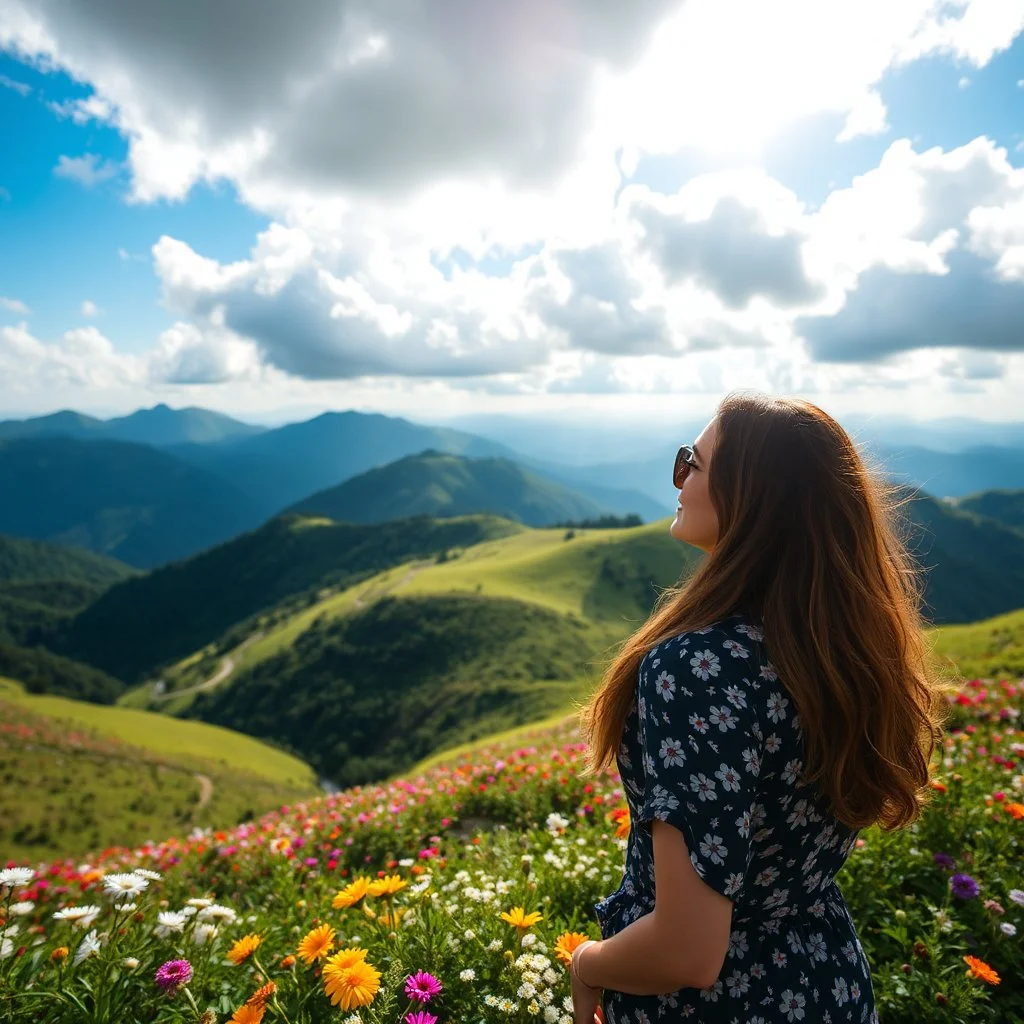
1, 2, 1024, 424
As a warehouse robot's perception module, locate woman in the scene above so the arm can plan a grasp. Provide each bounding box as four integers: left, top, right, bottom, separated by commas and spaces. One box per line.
570, 392, 947, 1024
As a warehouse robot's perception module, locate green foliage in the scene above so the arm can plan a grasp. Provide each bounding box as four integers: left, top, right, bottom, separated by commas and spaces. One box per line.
552, 513, 644, 529
0, 644, 124, 703
51, 513, 524, 683
955, 489, 1024, 533
187, 593, 603, 788
0, 532, 133, 588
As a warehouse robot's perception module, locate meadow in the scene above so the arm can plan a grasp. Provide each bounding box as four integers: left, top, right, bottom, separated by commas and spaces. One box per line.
0, 671, 1020, 1023
0, 679, 319, 861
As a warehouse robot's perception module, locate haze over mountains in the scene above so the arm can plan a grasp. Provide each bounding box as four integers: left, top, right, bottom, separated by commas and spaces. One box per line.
3, 403, 1024, 569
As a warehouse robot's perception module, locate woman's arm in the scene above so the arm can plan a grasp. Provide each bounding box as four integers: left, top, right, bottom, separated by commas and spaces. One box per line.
576, 819, 732, 994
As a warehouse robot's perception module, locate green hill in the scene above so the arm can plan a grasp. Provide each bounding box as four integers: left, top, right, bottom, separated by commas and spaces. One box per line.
929, 606, 1024, 680
53, 513, 526, 683
0, 436, 265, 568
953, 488, 1024, 533
0, 533, 137, 647
901, 489, 1024, 624
0, 643, 124, 703
286, 449, 623, 526
153, 521, 701, 783
0, 678, 318, 862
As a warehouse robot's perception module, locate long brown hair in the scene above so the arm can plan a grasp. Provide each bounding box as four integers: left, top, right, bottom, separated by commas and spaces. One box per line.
578, 391, 949, 832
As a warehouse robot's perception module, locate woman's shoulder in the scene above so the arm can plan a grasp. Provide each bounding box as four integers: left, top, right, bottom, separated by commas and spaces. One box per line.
646, 612, 767, 661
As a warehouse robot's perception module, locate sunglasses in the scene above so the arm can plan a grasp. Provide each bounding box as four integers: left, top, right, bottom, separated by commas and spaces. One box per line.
673, 444, 698, 489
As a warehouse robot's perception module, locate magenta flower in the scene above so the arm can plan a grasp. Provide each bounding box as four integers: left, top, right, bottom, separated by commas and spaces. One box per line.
405, 1013, 438, 1024
404, 970, 443, 1002
154, 958, 193, 994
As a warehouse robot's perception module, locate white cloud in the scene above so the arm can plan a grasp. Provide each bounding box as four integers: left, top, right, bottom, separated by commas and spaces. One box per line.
0, 72, 30, 95
53, 153, 119, 188
837, 89, 890, 142
0, 297, 31, 316
0, 323, 140, 392
80, 299, 99, 317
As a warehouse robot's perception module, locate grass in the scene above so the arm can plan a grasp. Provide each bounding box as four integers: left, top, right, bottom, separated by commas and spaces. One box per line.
1, 678, 316, 787
0, 678, 320, 863
929, 606, 1024, 680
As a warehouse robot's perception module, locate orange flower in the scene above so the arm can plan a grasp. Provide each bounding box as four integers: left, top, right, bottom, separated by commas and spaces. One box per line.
553, 931, 592, 967
332, 877, 371, 909
229, 1004, 265, 1024
499, 906, 543, 930
323, 948, 380, 1010
366, 874, 407, 897
929, 779, 947, 793
963, 955, 1000, 985
246, 981, 277, 1008
1004, 802, 1024, 820
50, 947, 69, 963
608, 806, 630, 840
297, 923, 335, 964
279, 955, 296, 969
227, 933, 263, 965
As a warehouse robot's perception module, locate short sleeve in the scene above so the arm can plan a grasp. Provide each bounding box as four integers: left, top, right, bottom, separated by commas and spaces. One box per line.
636, 624, 763, 901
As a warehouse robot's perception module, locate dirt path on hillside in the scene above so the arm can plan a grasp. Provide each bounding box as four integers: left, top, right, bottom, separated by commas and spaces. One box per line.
151, 631, 263, 703
194, 773, 214, 809
353, 563, 426, 609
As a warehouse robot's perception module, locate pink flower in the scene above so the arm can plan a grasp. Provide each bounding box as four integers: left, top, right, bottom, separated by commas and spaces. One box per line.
154, 959, 193, 994
405, 1013, 438, 1024
405, 970, 443, 1002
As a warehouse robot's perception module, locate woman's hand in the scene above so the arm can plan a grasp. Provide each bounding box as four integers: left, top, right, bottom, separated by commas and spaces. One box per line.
571, 940, 604, 1024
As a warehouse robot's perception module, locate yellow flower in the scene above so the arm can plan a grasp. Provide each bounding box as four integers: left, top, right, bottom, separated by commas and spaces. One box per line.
332, 876, 371, 909
323, 948, 380, 1010
296, 923, 335, 964
499, 906, 543, 930
227, 933, 263, 965
366, 874, 408, 897
229, 1005, 265, 1024
553, 931, 592, 967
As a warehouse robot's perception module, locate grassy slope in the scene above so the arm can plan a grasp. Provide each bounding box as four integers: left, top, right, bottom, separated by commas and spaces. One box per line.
1, 679, 315, 786
140, 518, 699, 705
0, 678, 319, 863
929, 606, 1024, 680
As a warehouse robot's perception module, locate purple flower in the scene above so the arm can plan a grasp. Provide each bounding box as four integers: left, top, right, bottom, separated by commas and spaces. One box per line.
405, 1014, 438, 1024
404, 970, 443, 1003
932, 852, 955, 870
950, 873, 980, 900
154, 958, 193, 994
1009, 889, 1024, 906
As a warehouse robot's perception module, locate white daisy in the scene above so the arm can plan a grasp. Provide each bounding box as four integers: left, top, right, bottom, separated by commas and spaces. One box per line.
0, 867, 34, 890
133, 868, 162, 881
123, 957, 140, 969
74, 929, 102, 965
154, 910, 187, 936
53, 905, 101, 929
102, 873, 149, 898
196, 903, 237, 923
114, 903, 137, 913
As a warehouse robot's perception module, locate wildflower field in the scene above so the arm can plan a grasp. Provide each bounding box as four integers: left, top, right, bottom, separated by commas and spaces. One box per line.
0, 677, 1021, 1024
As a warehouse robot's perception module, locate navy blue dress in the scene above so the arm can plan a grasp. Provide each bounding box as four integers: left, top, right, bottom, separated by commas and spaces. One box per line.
594, 614, 879, 1023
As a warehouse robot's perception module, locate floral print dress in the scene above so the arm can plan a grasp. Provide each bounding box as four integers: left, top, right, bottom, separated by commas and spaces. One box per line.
593, 613, 879, 1023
